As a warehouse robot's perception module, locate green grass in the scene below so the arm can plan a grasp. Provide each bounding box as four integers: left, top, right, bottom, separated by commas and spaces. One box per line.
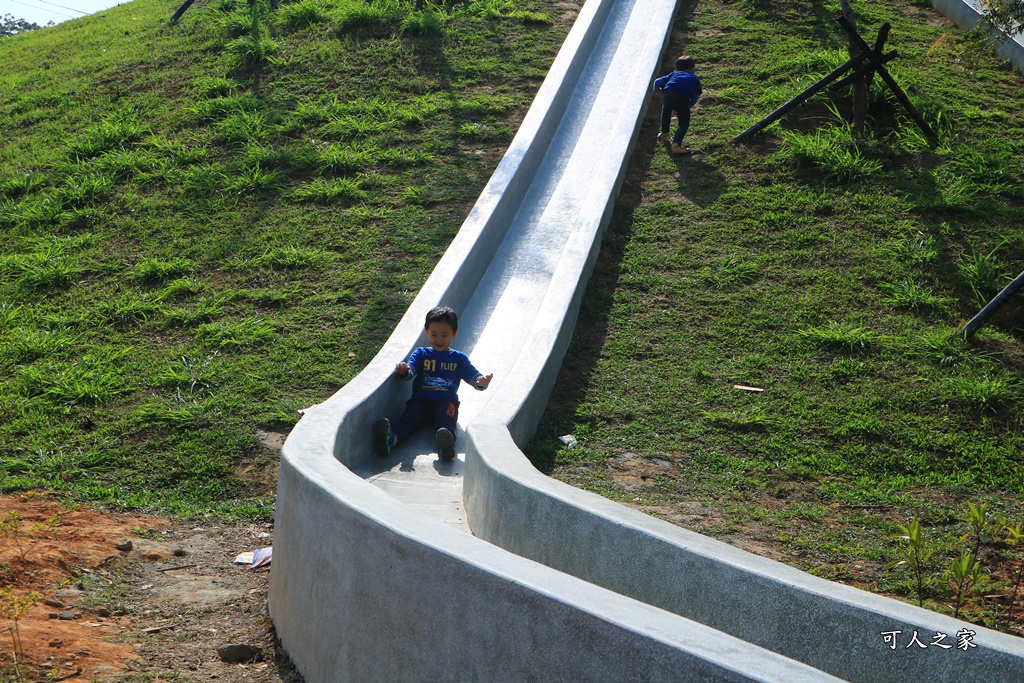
526, 0, 1024, 632
0, 0, 574, 517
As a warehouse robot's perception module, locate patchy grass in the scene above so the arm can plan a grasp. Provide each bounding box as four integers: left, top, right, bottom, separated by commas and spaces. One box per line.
529, 0, 1024, 634
0, 0, 578, 516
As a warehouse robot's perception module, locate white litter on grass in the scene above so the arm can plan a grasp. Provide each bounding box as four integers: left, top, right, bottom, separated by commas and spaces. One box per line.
559, 435, 578, 449
234, 547, 273, 569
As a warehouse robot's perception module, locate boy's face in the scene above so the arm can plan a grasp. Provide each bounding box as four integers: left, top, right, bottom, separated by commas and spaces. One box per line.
425, 321, 457, 352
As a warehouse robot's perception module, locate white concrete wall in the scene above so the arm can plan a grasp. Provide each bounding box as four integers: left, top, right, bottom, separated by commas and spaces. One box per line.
931, 0, 1024, 72
273, 413, 843, 682
465, 425, 1024, 683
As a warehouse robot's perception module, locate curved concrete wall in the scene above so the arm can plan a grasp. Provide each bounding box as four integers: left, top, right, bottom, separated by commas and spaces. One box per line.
274, 410, 842, 682
465, 425, 1024, 683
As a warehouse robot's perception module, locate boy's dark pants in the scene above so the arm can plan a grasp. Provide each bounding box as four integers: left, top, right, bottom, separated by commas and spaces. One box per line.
392, 396, 458, 443
660, 90, 692, 146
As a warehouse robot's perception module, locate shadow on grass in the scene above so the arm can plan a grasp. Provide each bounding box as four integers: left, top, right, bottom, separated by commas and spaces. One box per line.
671, 154, 728, 207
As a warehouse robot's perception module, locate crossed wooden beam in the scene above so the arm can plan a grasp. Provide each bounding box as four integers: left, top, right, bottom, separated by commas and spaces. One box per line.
734, 17, 937, 144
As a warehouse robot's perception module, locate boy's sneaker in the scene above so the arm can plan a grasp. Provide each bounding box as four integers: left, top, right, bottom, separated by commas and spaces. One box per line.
656, 132, 668, 141
373, 418, 392, 457
436, 428, 456, 461
671, 145, 692, 155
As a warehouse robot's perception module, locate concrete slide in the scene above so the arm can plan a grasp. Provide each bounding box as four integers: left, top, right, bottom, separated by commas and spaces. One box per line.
270, 0, 1024, 679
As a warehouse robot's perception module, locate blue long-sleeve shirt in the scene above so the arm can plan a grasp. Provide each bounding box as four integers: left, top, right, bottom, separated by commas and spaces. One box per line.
403, 347, 485, 401
654, 70, 702, 107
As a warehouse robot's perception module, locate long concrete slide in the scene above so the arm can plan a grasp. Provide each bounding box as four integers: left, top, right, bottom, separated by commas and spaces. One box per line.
269, 0, 1024, 678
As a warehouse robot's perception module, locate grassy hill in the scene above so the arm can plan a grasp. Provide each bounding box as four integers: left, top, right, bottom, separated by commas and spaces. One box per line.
4, 0, 1024, 633
529, 0, 1024, 632
0, 0, 574, 515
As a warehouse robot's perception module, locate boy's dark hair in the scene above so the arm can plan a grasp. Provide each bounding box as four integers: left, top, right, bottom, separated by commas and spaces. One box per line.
425, 305, 458, 332
675, 55, 695, 71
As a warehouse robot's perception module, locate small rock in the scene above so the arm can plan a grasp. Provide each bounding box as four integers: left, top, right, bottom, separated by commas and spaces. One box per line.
217, 644, 263, 663
44, 599, 66, 609
96, 607, 111, 617
116, 540, 133, 552
49, 639, 62, 647
58, 611, 77, 621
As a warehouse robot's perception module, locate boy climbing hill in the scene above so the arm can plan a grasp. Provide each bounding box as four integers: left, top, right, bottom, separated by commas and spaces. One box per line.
654, 55, 702, 155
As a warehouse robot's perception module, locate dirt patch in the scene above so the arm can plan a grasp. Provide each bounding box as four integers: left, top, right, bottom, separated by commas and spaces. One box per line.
0, 494, 301, 682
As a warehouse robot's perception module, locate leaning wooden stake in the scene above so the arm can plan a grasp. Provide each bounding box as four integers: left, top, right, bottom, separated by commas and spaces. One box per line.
171, 0, 196, 22
836, 15, 938, 143
733, 55, 863, 143
961, 270, 1024, 339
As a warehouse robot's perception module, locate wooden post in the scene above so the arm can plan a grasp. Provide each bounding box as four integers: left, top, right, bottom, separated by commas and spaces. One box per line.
836, 16, 938, 143
831, 49, 898, 90
840, 0, 867, 133
171, 0, 196, 22
961, 271, 1024, 339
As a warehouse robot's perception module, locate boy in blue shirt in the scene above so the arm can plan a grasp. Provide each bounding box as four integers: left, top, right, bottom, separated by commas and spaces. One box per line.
373, 306, 493, 461
653, 55, 702, 155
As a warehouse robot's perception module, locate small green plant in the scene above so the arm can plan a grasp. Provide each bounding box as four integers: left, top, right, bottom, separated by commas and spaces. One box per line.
225, 0, 281, 68
401, 11, 443, 36
281, 0, 328, 30
945, 552, 985, 619
962, 501, 1004, 562
132, 258, 194, 285
98, 292, 162, 327
316, 145, 370, 174
885, 231, 939, 265
944, 375, 1020, 413
2, 327, 76, 363
0, 585, 42, 682
776, 125, 882, 182
887, 520, 932, 607
67, 117, 144, 160
215, 110, 273, 145
1, 253, 81, 291
0, 171, 46, 198
0, 510, 61, 563
700, 256, 760, 289
958, 247, 1008, 306
1002, 523, 1024, 629
913, 330, 1000, 368
880, 279, 953, 314
799, 321, 878, 352
334, 3, 398, 39
226, 166, 283, 194
191, 76, 236, 99
226, 34, 282, 68
193, 317, 275, 347
291, 178, 367, 204
252, 246, 332, 271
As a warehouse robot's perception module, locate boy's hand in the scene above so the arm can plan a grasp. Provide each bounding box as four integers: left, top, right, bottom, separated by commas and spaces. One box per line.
395, 362, 411, 376
475, 373, 494, 389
